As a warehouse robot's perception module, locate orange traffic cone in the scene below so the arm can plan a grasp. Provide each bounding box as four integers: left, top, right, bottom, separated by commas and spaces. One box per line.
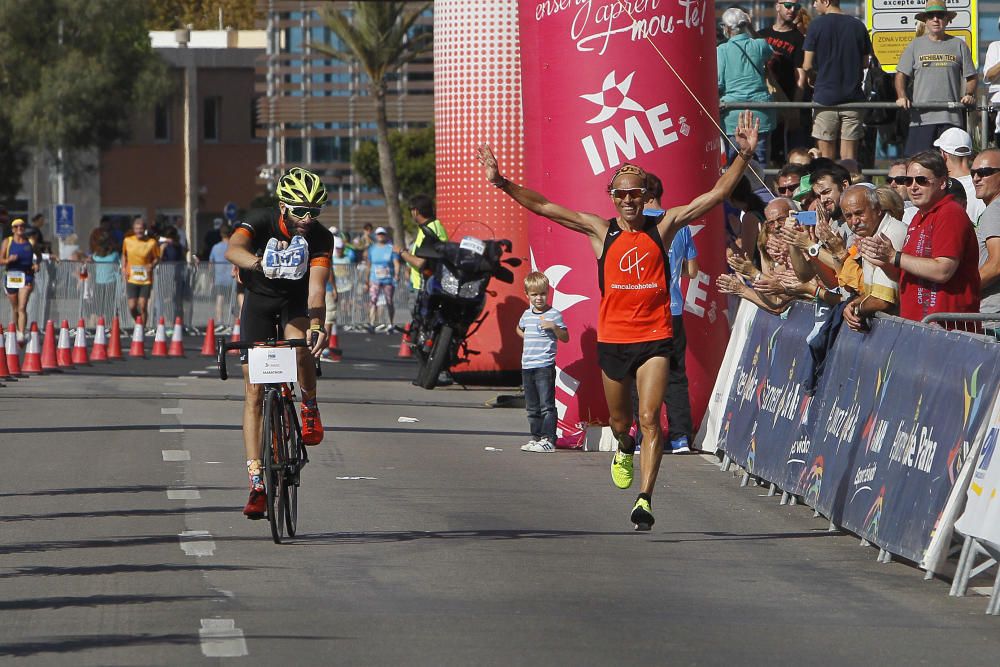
129, 316, 145, 358
201, 318, 217, 356
168, 317, 185, 357
72, 319, 90, 365
108, 316, 124, 360
327, 323, 342, 362
151, 316, 168, 357
90, 317, 109, 362
397, 324, 413, 358
56, 319, 74, 369
22, 322, 44, 374
41, 320, 60, 372
5, 323, 25, 378
0, 336, 12, 380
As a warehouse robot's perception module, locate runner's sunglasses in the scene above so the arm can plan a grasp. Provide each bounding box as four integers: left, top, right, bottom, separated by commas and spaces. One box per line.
971, 167, 1000, 179
610, 187, 647, 199
285, 205, 323, 218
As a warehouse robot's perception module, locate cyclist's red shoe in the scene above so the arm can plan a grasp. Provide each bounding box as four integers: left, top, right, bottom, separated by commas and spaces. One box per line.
243, 489, 266, 519
301, 403, 324, 446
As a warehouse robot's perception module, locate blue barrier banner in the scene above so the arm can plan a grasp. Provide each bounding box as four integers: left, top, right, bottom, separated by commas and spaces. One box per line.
717, 303, 815, 482
803, 318, 1000, 563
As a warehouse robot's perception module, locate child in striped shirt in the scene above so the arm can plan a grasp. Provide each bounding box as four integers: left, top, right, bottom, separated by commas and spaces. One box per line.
516, 272, 569, 453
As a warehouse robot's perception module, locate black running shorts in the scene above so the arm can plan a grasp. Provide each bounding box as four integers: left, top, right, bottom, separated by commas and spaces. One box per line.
597, 337, 674, 381
239, 289, 309, 363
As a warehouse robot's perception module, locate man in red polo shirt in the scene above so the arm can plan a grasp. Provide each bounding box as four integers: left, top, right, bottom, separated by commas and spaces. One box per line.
859, 150, 980, 320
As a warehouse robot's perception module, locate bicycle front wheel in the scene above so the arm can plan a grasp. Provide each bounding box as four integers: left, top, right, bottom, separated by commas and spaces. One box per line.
262, 390, 286, 544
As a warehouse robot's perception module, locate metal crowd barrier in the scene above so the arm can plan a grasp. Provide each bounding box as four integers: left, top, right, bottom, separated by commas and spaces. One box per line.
0, 261, 413, 332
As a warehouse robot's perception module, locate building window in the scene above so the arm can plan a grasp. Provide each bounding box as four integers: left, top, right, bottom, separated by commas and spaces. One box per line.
154, 103, 171, 142
204, 96, 221, 142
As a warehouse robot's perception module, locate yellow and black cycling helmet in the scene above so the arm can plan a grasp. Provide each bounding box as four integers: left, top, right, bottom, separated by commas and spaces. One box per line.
275, 167, 328, 206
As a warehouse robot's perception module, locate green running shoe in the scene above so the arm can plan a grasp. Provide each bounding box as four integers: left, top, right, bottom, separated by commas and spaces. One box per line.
631, 497, 654, 531
611, 450, 634, 489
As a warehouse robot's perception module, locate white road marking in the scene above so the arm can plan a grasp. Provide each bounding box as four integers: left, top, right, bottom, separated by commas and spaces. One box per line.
160, 427, 185, 433
336, 476, 377, 480
205, 365, 217, 370
167, 488, 201, 500
199, 619, 248, 657
164, 381, 187, 386
177, 375, 193, 380
161, 407, 183, 415
179, 530, 216, 557
190, 370, 209, 375
484, 447, 503, 452
352, 363, 378, 369
162, 450, 191, 461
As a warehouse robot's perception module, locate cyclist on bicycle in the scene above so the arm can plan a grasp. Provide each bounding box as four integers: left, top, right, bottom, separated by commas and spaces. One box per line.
225, 167, 332, 518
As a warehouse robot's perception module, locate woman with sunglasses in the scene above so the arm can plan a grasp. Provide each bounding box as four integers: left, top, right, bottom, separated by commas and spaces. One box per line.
477, 111, 760, 531
1, 218, 38, 342
224, 167, 332, 519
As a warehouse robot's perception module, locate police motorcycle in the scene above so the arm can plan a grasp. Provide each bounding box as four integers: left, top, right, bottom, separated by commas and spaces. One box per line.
408, 222, 520, 389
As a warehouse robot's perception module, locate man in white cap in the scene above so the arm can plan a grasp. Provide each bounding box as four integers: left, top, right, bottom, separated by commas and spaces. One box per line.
894, 0, 976, 155
934, 127, 985, 223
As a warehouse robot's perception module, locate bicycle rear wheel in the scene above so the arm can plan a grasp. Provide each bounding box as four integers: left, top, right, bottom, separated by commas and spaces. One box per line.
262, 391, 286, 544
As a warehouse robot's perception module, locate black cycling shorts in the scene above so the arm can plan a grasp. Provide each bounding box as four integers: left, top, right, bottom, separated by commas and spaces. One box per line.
597, 337, 673, 381
239, 290, 308, 363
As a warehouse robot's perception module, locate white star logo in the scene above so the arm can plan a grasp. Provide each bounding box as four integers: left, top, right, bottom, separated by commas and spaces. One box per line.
580, 71, 645, 125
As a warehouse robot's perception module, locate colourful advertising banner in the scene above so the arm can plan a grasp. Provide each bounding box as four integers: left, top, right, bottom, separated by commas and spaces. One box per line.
517, 0, 729, 442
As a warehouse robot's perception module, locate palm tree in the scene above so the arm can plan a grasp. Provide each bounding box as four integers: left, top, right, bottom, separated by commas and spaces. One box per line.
315, 2, 432, 244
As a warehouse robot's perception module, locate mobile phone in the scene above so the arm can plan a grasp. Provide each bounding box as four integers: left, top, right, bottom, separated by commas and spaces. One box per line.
794, 210, 817, 226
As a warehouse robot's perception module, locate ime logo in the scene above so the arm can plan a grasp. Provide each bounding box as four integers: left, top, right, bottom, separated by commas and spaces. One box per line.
579, 70, 679, 176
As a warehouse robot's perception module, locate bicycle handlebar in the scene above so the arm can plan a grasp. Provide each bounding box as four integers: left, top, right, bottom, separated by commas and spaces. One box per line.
217, 336, 322, 381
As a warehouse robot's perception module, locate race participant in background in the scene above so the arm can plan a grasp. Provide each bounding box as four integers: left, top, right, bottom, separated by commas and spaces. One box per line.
122, 216, 160, 329
364, 227, 401, 333
477, 111, 759, 530
225, 167, 332, 518
1, 219, 38, 342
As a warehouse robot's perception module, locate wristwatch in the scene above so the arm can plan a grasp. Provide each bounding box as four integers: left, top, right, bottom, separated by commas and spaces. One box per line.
807, 242, 822, 258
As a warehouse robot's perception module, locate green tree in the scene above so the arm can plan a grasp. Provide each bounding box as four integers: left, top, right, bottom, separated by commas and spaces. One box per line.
0, 0, 171, 195
352, 125, 435, 204
315, 1, 432, 245
147, 0, 260, 30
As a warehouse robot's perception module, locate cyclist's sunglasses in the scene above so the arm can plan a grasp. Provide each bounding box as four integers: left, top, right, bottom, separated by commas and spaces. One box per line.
610, 187, 647, 199
285, 204, 322, 218
892, 176, 934, 187
971, 167, 1000, 179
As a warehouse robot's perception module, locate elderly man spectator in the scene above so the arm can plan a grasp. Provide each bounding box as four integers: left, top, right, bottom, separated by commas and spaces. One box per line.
933, 128, 984, 222
836, 186, 909, 331
972, 149, 1000, 313
895, 0, 976, 155
802, 0, 872, 161
717, 8, 774, 165
859, 150, 980, 321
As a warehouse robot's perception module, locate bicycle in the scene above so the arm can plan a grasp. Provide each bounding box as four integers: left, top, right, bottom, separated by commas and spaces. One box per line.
217, 337, 321, 544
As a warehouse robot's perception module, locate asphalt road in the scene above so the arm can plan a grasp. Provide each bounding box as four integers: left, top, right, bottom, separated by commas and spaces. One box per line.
2, 332, 999, 666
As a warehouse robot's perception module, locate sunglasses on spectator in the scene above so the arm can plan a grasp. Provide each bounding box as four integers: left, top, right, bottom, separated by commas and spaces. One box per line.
886, 176, 910, 185
610, 188, 647, 199
285, 205, 322, 218
894, 176, 934, 187
971, 167, 1000, 179
781, 2, 801, 9
776, 183, 799, 194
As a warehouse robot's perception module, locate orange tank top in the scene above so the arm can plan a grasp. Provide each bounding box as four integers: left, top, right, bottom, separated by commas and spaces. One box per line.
597, 217, 673, 343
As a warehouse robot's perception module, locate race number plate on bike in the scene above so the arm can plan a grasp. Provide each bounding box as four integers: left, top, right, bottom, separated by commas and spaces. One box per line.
247, 346, 298, 385
459, 236, 485, 256
5, 270, 25, 289
129, 266, 149, 282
